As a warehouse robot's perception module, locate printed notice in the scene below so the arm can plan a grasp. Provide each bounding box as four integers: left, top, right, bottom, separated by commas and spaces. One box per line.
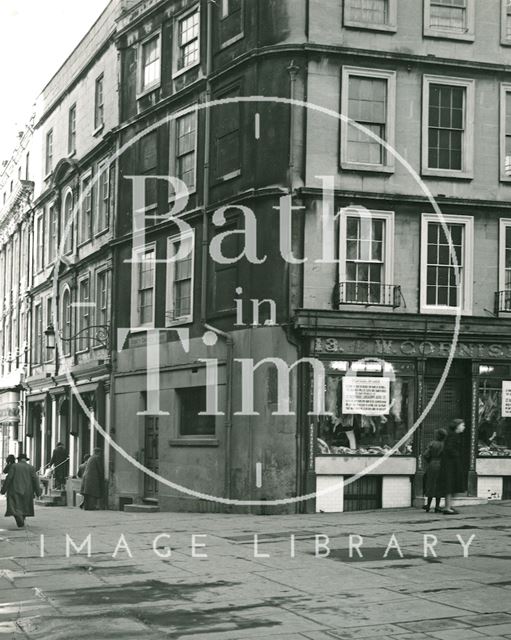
342, 377, 390, 416
502, 381, 511, 417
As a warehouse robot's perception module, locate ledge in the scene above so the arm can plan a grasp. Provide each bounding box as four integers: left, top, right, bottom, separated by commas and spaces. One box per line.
315, 455, 416, 476
476, 458, 511, 475
168, 438, 219, 447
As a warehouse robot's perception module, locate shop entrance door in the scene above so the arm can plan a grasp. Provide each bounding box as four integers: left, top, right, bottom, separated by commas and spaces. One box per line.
423, 360, 471, 489
143, 416, 159, 499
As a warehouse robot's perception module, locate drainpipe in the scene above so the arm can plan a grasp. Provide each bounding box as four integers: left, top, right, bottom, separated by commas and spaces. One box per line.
204, 323, 233, 501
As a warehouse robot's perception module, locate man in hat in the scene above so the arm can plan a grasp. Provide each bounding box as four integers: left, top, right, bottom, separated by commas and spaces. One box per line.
80, 448, 104, 510
1, 454, 41, 528
49, 442, 68, 490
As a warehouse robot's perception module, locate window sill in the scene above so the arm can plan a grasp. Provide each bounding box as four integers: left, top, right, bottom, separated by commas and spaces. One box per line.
499, 173, 511, 183
136, 82, 161, 100
423, 28, 474, 42
93, 124, 104, 137
216, 169, 241, 183
343, 21, 396, 33
340, 162, 395, 174
94, 227, 110, 240
421, 168, 473, 180
165, 317, 193, 327
172, 62, 200, 80
220, 32, 245, 49
169, 438, 218, 447
77, 239, 92, 250
501, 38, 511, 47
420, 306, 471, 316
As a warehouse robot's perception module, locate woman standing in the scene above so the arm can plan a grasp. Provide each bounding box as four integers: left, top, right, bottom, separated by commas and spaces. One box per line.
422, 428, 446, 513
439, 418, 467, 515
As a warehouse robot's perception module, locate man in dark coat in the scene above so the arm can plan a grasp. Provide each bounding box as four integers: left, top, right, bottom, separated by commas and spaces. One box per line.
49, 442, 68, 490
80, 448, 104, 511
1, 454, 41, 528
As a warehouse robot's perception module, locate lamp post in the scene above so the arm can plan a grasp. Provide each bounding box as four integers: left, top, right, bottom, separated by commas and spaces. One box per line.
45, 323, 111, 353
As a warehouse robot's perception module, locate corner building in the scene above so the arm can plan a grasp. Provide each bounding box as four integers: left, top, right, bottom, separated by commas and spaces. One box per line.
112, 0, 511, 512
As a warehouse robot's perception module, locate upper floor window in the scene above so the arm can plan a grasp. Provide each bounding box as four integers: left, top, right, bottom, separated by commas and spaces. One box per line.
77, 276, 91, 351
139, 33, 161, 94
132, 245, 156, 328
97, 160, 110, 233
33, 303, 42, 365
176, 8, 200, 73
45, 130, 53, 175
339, 208, 394, 305
48, 204, 59, 264
35, 212, 44, 272
341, 67, 396, 172
80, 173, 93, 244
213, 88, 241, 180
422, 75, 474, 178
177, 386, 215, 437
96, 270, 110, 331
420, 213, 474, 315
25, 152, 29, 180
344, 0, 397, 31
61, 287, 72, 356
499, 219, 511, 296
166, 230, 194, 325
424, 0, 474, 41
94, 74, 104, 130
220, 0, 244, 45
502, 0, 511, 44
68, 104, 77, 154
500, 84, 511, 180
45, 297, 54, 363
171, 110, 197, 193
63, 190, 74, 255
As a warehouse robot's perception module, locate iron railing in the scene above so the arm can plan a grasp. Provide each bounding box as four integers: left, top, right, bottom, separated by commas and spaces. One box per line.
495, 290, 511, 314
335, 283, 401, 308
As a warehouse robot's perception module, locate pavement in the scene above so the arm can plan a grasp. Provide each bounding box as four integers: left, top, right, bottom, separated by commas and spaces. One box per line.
0, 499, 510, 639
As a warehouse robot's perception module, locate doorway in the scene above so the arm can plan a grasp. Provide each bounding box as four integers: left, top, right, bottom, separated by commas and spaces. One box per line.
422, 359, 471, 489
143, 416, 159, 499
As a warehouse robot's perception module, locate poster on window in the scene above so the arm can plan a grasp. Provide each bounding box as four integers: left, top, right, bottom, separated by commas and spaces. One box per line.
342, 376, 391, 416
501, 381, 511, 417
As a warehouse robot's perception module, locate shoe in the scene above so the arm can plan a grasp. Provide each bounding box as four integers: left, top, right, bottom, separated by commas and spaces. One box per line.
424, 507, 430, 513
434, 507, 443, 513
422, 505, 428, 510
14, 516, 24, 528
443, 509, 459, 515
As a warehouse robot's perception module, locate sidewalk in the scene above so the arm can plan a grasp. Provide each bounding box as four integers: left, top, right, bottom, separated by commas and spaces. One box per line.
0, 499, 510, 639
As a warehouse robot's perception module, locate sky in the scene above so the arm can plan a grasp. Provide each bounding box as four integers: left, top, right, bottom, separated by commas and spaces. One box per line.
0, 0, 110, 164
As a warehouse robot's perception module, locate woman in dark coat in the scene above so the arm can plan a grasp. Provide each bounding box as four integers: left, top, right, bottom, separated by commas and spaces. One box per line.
439, 418, 467, 515
1, 454, 41, 528
80, 448, 104, 511
2, 454, 16, 475
422, 428, 446, 513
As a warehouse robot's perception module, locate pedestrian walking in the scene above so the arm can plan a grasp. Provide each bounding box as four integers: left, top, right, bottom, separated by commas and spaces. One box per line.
422, 428, 446, 513
1, 453, 41, 528
1, 455, 16, 495
80, 448, 104, 511
439, 418, 467, 515
49, 442, 68, 490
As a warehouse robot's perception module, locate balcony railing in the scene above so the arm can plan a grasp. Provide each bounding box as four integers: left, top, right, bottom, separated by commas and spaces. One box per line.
495, 290, 511, 314
335, 283, 401, 309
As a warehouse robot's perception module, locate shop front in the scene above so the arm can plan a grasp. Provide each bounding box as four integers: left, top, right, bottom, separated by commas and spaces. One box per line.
296, 312, 511, 512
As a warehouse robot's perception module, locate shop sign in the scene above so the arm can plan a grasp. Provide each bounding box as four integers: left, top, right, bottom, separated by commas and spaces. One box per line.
342, 376, 390, 416
312, 337, 511, 360
502, 381, 511, 417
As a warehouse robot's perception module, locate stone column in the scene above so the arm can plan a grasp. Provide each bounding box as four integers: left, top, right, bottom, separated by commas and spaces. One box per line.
51, 396, 57, 452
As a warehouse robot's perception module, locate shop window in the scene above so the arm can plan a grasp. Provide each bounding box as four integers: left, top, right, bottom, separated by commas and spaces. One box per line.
477, 367, 511, 458
420, 213, 473, 315
316, 362, 413, 456
424, 0, 474, 41
422, 76, 474, 178
166, 230, 194, 325
339, 208, 395, 305
341, 67, 396, 172
177, 387, 215, 437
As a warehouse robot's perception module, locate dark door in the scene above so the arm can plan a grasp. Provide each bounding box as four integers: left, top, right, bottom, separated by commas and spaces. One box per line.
423, 363, 471, 487
144, 416, 159, 499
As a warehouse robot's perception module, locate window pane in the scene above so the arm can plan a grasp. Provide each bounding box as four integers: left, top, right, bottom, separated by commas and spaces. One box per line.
347, 0, 388, 24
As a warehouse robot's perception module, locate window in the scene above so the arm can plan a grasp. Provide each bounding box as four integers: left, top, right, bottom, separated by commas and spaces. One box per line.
500, 84, 511, 179
45, 297, 53, 362
45, 130, 53, 175
96, 270, 110, 329
502, 0, 511, 44
212, 226, 238, 312
344, 0, 397, 30
176, 8, 200, 73
33, 303, 42, 365
139, 34, 161, 93
424, 0, 474, 40
420, 213, 474, 314
78, 277, 90, 351
61, 287, 71, 355
220, 0, 244, 45
171, 110, 197, 192
422, 76, 474, 178
63, 190, 74, 254
48, 204, 58, 264
499, 219, 511, 303
341, 67, 396, 171
177, 387, 215, 437
213, 89, 241, 179
25, 152, 29, 180
94, 75, 104, 130
97, 161, 110, 233
166, 231, 194, 324
68, 104, 76, 154
80, 173, 93, 244
132, 245, 156, 328
35, 212, 44, 271
139, 132, 158, 212
339, 209, 394, 304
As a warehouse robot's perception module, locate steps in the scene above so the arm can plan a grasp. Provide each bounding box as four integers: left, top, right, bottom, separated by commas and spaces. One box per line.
123, 503, 160, 513
36, 490, 67, 507
414, 494, 488, 509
